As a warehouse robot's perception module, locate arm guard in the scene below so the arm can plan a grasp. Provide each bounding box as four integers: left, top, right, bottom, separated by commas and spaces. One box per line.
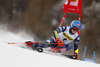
53, 30, 59, 39
53, 26, 67, 39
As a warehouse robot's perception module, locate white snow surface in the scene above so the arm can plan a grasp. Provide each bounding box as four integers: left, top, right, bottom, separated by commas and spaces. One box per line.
0, 30, 100, 67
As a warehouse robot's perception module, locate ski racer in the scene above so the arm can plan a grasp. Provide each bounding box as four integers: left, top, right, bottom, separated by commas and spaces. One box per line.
31, 20, 81, 59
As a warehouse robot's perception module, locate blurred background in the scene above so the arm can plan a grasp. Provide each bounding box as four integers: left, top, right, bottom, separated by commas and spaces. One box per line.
0, 0, 100, 63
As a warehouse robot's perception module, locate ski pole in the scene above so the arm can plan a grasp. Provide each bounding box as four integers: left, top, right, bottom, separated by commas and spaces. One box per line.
8, 42, 58, 45
8, 42, 39, 45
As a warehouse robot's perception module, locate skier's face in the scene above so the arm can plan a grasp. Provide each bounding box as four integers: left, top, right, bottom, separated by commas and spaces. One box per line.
71, 27, 79, 34
71, 29, 77, 34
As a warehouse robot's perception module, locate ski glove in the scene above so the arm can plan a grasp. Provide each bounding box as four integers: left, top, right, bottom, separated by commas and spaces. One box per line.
56, 38, 64, 47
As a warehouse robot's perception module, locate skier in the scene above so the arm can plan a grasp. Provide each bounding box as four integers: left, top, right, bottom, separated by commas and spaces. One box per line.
31, 20, 81, 59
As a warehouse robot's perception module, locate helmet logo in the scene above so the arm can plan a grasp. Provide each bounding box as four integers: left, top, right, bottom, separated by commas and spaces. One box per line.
77, 24, 80, 26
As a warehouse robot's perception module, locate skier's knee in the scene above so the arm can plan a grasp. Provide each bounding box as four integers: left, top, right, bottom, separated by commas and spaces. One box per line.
66, 44, 72, 51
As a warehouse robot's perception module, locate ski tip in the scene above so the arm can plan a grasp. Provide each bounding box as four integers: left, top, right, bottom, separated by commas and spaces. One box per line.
37, 48, 43, 52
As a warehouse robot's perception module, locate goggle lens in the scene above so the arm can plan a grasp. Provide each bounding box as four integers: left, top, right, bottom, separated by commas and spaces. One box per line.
73, 27, 79, 31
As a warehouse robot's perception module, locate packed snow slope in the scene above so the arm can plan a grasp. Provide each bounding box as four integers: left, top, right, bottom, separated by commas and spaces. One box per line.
0, 30, 100, 67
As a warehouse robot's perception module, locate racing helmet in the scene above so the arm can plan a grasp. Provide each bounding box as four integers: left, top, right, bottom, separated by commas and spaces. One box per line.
70, 20, 82, 29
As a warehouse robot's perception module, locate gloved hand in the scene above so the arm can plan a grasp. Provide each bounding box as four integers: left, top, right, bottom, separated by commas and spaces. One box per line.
56, 38, 64, 47
74, 53, 79, 60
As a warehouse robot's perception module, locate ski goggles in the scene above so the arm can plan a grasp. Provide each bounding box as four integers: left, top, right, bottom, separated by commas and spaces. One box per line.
72, 26, 79, 32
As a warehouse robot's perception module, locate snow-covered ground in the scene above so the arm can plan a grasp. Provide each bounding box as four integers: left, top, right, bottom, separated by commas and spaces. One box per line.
0, 29, 100, 67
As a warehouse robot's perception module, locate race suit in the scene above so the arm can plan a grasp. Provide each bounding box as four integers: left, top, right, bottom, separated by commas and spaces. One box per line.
33, 26, 80, 53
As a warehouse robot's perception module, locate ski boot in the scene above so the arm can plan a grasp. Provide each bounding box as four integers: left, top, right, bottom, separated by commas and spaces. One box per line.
25, 41, 43, 52
25, 41, 32, 47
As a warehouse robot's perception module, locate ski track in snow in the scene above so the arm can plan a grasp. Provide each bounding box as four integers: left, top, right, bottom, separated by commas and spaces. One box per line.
0, 29, 100, 67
